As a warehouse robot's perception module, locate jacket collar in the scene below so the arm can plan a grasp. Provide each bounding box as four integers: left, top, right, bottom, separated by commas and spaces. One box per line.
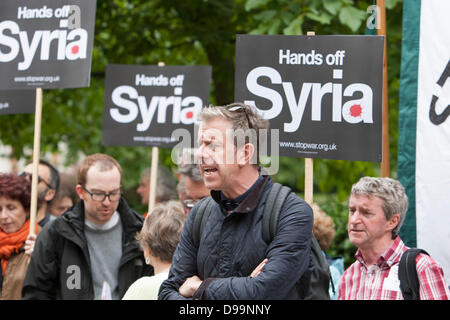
57, 198, 143, 245
61, 198, 142, 231
211, 175, 270, 214
56, 198, 144, 268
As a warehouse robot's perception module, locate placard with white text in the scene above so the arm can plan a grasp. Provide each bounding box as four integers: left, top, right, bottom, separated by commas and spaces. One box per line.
235, 34, 384, 162
102, 64, 211, 148
0, 0, 96, 89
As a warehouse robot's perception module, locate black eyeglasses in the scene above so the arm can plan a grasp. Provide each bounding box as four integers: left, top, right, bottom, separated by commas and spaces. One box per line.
18, 171, 54, 190
81, 186, 122, 202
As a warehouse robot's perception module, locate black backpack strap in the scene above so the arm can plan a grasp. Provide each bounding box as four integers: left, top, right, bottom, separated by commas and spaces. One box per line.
192, 197, 214, 248
399, 248, 429, 300
306, 234, 332, 300
263, 183, 331, 300
262, 182, 291, 243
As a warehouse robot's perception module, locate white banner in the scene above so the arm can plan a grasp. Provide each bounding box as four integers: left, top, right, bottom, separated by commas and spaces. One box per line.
416, 0, 450, 285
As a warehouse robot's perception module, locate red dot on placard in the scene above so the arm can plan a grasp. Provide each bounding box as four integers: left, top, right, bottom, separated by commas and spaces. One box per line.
72, 46, 79, 54
350, 104, 362, 117
186, 111, 194, 119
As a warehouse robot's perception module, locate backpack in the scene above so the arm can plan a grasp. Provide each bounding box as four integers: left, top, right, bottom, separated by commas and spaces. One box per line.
192, 182, 331, 300
398, 248, 429, 300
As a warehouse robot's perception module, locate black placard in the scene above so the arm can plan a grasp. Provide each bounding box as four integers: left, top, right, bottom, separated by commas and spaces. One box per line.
102, 64, 211, 148
234, 34, 384, 162
0, 0, 96, 89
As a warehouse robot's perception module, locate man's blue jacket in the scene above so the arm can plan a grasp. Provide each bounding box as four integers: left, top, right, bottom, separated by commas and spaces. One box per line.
159, 175, 313, 300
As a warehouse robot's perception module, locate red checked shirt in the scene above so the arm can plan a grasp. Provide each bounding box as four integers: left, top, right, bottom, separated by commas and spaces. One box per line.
338, 236, 450, 300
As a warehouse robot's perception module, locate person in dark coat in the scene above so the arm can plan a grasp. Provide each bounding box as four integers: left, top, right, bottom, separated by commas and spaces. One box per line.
22, 153, 153, 300
158, 103, 313, 300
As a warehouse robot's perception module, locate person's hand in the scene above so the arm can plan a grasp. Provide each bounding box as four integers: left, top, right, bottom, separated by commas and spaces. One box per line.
250, 258, 268, 278
179, 275, 202, 298
24, 233, 36, 256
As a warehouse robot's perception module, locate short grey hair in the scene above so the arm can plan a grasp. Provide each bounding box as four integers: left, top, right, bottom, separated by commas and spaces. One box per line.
141, 165, 178, 202
197, 102, 269, 165
351, 176, 408, 238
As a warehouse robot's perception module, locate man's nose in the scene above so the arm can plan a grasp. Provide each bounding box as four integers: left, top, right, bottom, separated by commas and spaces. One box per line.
196, 145, 206, 163
102, 196, 111, 205
349, 210, 362, 224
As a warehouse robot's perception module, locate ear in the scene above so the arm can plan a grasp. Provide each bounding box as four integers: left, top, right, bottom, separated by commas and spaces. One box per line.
44, 188, 56, 202
143, 246, 152, 265
387, 213, 400, 232
75, 184, 85, 200
238, 143, 256, 167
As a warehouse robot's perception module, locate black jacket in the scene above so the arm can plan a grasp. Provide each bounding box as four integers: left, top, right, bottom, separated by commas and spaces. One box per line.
159, 176, 313, 300
22, 198, 153, 300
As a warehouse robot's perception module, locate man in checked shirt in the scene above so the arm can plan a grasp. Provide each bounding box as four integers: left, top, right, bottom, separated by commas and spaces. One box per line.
338, 177, 449, 300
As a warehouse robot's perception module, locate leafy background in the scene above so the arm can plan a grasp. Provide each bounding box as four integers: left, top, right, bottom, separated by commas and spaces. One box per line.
0, 0, 403, 266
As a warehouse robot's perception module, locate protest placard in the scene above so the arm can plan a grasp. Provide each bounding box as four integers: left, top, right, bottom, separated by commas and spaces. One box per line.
0, 0, 96, 89
235, 34, 384, 162
102, 64, 211, 149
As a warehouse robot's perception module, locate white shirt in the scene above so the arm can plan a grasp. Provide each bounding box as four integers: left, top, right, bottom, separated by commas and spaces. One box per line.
122, 272, 169, 300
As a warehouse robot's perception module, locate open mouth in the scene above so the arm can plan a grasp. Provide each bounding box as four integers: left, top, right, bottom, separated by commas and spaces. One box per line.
203, 167, 218, 176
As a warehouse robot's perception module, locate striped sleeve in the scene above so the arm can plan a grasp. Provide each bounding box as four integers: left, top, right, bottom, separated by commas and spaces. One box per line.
416, 254, 450, 300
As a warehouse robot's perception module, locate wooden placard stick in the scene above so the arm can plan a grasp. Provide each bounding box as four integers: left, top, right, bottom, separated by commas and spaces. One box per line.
29, 88, 43, 235
147, 61, 165, 214
304, 31, 315, 206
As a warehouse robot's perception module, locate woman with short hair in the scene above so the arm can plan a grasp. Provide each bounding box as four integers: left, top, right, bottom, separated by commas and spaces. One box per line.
123, 200, 186, 300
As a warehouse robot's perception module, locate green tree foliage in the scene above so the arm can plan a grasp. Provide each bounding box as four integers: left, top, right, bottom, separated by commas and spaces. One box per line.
1, 0, 404, 254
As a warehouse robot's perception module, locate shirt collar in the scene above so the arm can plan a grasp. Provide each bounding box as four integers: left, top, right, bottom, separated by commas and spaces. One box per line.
355, 236, 406, 269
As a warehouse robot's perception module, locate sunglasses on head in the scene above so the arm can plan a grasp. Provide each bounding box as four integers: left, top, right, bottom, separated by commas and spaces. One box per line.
226, 104, 253, 130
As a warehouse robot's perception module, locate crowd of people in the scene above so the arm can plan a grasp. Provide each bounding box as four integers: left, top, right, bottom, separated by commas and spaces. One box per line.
0, 102, 449, 300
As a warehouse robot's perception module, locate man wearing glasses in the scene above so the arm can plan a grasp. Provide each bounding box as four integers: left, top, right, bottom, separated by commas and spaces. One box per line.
19, 159, 60, 227
22, 153, 153, 300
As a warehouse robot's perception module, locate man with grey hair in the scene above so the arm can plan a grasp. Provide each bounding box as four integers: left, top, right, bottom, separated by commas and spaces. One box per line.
159, 102, 313, 300
338, 176, 449, 300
